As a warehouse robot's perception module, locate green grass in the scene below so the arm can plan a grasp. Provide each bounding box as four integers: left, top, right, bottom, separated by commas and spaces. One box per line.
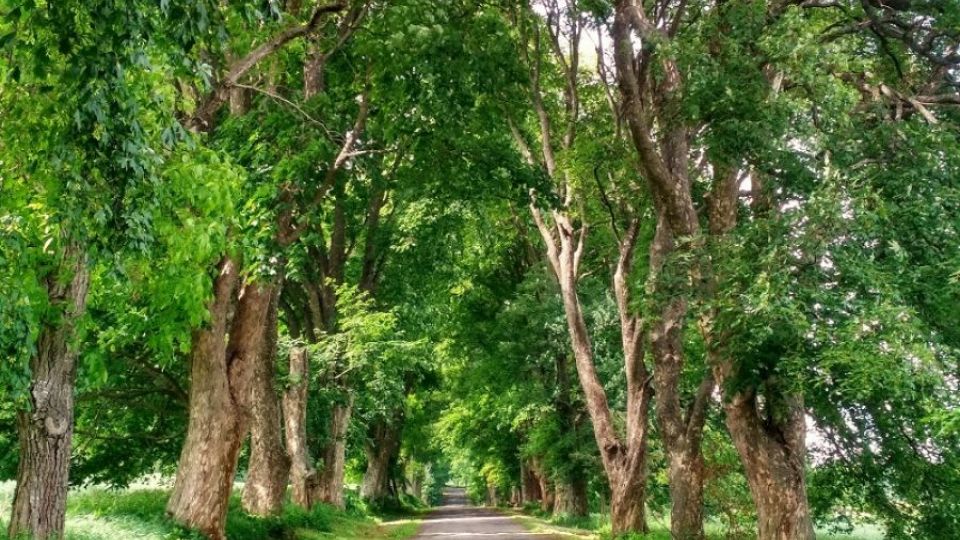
0, 481, 421, 539
512, 508, 885, 540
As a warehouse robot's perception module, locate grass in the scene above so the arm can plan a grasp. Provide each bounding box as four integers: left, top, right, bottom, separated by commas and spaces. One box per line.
0, 481, 421, 539
512, 507, 885, 540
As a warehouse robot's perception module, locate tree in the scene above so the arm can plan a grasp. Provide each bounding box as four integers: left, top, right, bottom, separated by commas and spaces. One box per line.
0, 1, 211, 535
608, 0, 960, 537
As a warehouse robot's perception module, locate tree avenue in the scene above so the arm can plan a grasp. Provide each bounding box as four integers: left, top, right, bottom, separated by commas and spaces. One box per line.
0, 1, 958, 540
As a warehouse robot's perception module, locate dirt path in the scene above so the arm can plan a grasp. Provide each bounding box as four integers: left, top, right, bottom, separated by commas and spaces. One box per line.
412, 487, 559, 539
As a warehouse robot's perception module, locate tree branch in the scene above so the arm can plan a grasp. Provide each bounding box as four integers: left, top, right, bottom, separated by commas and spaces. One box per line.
187, 1, 348, 132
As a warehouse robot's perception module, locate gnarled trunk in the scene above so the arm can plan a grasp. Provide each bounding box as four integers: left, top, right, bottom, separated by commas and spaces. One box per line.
725, 390, 815, 540
167, 262, 274, 540
283, 346, 318, 509
314, 397, 353, 509
360, 418, 400, 503
8, 246, 89, 540
241, 288, 290, 515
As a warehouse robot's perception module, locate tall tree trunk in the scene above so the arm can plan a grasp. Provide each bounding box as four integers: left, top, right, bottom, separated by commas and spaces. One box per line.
648, 214, 713, 540
8, 245, 89, 540
283, 346, 318, 509
241, 288, 291, 515
724, 388, 815, 540
514, 8, 653, 530
167, 261, 274, 540
360, 419, 400, 503
528, 209, 651, 535
314, 397, 353, 509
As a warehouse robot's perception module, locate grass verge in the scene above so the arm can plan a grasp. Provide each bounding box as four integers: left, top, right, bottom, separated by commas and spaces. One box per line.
511, 506, 884, 540
0, 481, 421, 540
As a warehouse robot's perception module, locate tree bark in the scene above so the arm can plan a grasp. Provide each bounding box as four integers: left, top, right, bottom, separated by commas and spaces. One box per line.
610, 470, 649, 536
360, 418, 401, 503
314, 396, 353, 509
283, 345, 319, 509
409, 468, 424, 501
724, 388, 815, 540
166, 261, 274, 540
666, 446, 708, 540
647, 213, 713, 540
8, 245, 89, 540
611, 6, 733, 538
241, 288, 291, 516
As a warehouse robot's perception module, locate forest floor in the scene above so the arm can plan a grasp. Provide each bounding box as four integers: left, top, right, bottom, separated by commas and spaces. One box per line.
0, 481, 422, 540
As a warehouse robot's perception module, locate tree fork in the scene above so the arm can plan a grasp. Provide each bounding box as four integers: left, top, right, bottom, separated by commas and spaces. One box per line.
167, 261, 275, 539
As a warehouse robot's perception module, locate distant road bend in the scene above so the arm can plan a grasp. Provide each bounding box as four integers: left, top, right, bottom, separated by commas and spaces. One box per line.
412, 487, 560, 539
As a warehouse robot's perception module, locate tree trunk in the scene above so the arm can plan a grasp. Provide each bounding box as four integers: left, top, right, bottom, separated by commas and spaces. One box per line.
610, 470, 649, 536
167, 261, 274, 540
553, 476, 588, 517
724, 390, 815, 540
531, 459, 554, 512
241, 288, 291, 516
314, 397, 353, 509
529, 210, 651, 535
8, 246, 89, 540
646, 192, 715, 540
520, 459, 541, 504
283, 346, 319, 509
486, 484, 499, 507
667, 448, 707, 540
360, 419, 400, 503
552, 352, 589, 518
410, 472, 424, 500
649, 291, 711, 540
